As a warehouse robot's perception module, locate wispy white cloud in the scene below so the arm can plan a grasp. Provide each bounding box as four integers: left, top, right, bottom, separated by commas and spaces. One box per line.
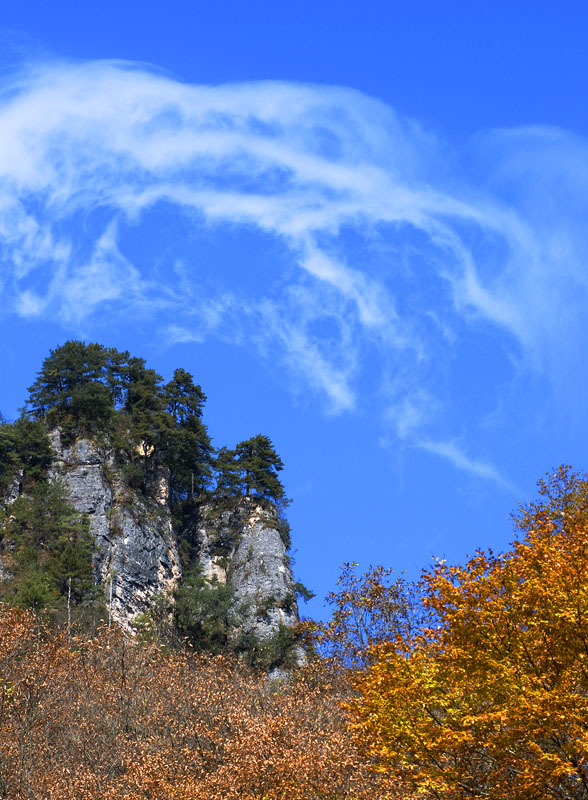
417, 439, 517, 492
0, 58, 587, 484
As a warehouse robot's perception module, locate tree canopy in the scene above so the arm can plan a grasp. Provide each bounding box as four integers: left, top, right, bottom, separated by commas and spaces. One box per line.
0, 414, 53, 491
0, 479, 98, 616
215, 434, 286, 503
0, 606, 400, 800
27, 340, 120, 430
345, 465, 588, 799
162, 369, 214, 502
22, 342, 289, 507
23, 341, 216, 503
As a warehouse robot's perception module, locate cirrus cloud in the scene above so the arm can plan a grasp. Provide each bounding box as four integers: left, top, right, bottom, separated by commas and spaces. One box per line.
1, 58, 587, 485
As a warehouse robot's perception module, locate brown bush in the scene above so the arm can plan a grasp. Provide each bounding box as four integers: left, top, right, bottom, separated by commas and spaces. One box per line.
0, 605, 403, 799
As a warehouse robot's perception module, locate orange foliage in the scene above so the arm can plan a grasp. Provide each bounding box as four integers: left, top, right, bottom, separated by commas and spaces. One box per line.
347, 466, 588, 798
0, 606, 402, 799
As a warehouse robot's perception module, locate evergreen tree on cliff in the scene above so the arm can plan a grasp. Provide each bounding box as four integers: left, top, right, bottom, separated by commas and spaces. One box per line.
162, 369, 213, 501
0, 414, 53, 490
214, 446, 241, 498
233, 434, 286, 502
25, 341, 214, 502
27, 341, 114, 432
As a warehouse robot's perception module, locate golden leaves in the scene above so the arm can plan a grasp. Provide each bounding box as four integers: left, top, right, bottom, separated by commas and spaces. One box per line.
346, 467, 588, 799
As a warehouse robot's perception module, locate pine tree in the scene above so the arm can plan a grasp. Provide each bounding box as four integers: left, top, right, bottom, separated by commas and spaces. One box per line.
0, 416, 19, 490
214, 446, 241, 498
173, 565, 235, 653
233, 434, 286, 502
0, 415, 52, 490
124, 358, 165, 449
27, 341, 114, 432
2, 480, 97, 612
162, 369, 213, 502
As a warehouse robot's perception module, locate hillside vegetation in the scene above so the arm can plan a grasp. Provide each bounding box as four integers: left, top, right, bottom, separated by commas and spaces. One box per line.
0, 606, 401, 800
2, 343, 588, 797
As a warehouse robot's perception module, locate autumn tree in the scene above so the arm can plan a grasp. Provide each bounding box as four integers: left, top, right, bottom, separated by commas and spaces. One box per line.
315, 562, 422, 668
347, 465, 588, 799
0, 604, 404, 800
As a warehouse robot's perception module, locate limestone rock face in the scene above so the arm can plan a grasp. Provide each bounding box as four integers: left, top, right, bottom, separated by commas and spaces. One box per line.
195, 498, 299, 641
2, 471, 23, 507
47, 430, 181, 630
39, 431, 301, 655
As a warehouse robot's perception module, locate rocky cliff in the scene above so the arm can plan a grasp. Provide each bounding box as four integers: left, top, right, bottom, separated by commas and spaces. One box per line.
194, 499, 299, 641
47, 429, 181, 630
9, 429, 303, 658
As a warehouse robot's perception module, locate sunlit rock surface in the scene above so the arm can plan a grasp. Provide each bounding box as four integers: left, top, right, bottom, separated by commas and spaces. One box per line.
38, 430, 301, 659
48, 430, 181, 630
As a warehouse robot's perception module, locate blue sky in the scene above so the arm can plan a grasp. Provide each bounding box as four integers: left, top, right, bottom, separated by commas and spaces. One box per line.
1, 1, 588, 618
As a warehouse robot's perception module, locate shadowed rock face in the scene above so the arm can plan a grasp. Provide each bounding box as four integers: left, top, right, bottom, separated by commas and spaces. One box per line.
41, 431, 301, 653
47, 430, 181, 630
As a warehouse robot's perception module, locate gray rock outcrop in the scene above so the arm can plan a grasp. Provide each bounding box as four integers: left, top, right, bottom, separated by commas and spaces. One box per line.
2, 470, 23, 507
47, 430, 181, 630
1, 428, 302, 662
195, 498, 299, 640
38, 431, 301, 658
